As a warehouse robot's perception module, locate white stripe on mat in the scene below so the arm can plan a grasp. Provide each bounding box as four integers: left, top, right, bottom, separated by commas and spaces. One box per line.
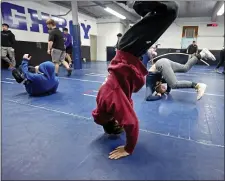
139, 129, 224, 148
85, 74, 106, 77
6, 78, 16, 81
58, 77, 103, 83
83, 94, 98, 97
5, 99, 224, 148
172, 90, 224, 97
1, 81, 14, 84
90, 90, 224, 97
6, 99, 92, 120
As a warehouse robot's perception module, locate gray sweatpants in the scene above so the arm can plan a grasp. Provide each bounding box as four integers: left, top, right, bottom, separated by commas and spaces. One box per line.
155, 56, 198, 89
1, 46, 16, 66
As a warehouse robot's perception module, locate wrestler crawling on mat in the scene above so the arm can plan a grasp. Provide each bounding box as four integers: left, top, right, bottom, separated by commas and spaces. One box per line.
145, 48, 216, 101
12, 54, 59, 96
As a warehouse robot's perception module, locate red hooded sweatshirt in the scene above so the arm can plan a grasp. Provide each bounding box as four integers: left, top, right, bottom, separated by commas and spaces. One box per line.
92, 50, 148, 154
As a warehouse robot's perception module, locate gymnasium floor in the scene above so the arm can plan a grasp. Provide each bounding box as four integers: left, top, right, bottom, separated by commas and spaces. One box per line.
1, 62, 224, 180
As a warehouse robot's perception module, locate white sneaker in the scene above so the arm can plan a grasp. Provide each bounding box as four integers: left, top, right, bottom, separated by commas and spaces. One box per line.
200, 48, 216, 61
196, 83, 207, 100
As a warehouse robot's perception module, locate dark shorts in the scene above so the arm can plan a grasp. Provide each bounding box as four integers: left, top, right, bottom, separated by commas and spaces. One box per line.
66, 46, 72, 54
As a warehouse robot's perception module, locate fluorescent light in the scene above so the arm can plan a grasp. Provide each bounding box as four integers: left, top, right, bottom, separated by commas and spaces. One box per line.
217, 3, 224, 16
104, 7, 126, 19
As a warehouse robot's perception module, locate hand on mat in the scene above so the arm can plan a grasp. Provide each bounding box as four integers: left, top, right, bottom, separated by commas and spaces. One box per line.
109, 146, 130, 160
47, 50, 51, 54
23, 54, 32, 60
156, 93, 162, 97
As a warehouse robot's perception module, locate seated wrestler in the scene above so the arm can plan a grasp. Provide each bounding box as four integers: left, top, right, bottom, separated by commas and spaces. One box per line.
12, 54, 59, 96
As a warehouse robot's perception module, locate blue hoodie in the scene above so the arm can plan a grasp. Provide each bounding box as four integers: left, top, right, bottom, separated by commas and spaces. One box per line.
145, 72, 171, 101
21, 60, 59, 96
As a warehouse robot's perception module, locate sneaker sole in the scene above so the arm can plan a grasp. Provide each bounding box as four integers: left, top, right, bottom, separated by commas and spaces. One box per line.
197, 84, 207, 100
203, 48, 216, 61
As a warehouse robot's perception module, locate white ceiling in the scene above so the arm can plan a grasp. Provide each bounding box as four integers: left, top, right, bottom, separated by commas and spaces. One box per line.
52, 1, 223, 21
177, 1, 218, 17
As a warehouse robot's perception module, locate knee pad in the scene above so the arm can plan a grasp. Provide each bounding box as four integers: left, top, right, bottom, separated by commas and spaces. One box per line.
12, 68, 25, 83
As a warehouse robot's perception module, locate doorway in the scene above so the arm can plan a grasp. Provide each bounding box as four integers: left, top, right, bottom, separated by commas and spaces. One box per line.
181, 26, 198, 49
90, 35, 97, 61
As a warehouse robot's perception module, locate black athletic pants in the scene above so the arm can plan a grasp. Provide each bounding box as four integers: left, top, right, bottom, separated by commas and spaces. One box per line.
117, 1, 178, 57
216, 48, 225, 70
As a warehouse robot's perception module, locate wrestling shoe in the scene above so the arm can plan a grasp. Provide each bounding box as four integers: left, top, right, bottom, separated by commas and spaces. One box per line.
12, 68, 24, 83
200, 48, 216, 61
195, 83, 207, 100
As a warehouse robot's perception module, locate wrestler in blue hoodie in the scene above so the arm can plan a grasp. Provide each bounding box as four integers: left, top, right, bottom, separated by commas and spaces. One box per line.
20, 55, 59, 96
145, 72, 171, 101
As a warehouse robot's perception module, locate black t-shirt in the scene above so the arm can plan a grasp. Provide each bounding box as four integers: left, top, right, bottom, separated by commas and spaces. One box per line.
48, 28, 65, 51
1, 30, 15, 47
187, 44, 198, 54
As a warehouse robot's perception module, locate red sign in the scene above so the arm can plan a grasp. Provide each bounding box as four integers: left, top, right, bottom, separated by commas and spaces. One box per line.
207, 23, 218, 27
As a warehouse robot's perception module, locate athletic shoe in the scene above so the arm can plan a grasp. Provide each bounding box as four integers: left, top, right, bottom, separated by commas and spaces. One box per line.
195, 83, 207, 100
12, 68, 25, 83
67, 68, 72, 77
200, 48, 216, 61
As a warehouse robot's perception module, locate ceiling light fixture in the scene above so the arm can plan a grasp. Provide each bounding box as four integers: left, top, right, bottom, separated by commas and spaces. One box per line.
104, 7, 126, 19
217, 3, 224, 16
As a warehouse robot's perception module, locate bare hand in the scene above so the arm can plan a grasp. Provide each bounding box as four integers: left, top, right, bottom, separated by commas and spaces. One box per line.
23, 54, 32, 60
156, 93, 162, 96
109, 145, 130, 160
47, 50, 51, 54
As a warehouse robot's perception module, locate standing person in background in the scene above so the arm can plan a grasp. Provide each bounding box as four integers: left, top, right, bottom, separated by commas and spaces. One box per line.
63, 28, 73, 68
215, 46, 225, 74
187, 41, 198, 59
46, 19, 72, 77
1, 23, 16, 69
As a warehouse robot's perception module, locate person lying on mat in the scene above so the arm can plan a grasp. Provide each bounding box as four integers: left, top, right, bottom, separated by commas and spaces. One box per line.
12, 54, 59, 96
145, 48, 216, 101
